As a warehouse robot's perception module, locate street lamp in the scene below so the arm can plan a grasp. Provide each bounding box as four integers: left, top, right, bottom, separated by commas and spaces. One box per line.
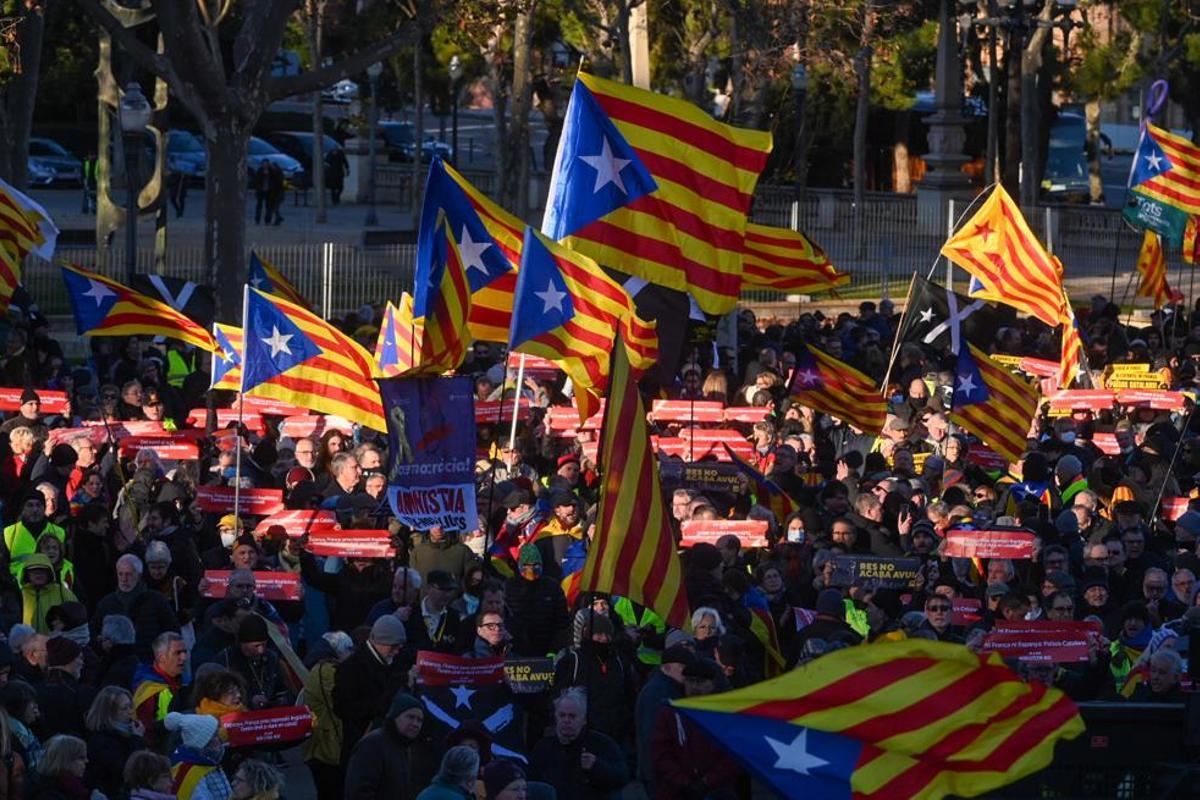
365, 61, 383, 227
448, 55, 463, 168
791, 63, 809, 208
118, 82, 152, 283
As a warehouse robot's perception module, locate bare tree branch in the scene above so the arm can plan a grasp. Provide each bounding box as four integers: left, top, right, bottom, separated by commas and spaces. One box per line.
74, 0, 173, 83
152, 0, 230, 114
264, 23, 422, 101
234, 0, 300, 85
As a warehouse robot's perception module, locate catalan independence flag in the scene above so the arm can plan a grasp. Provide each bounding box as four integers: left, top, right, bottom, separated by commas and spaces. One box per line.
0, 177, 57, 314
1135, 229, 1181, 309
211, 323, 242, 390
943, 184, 1067, 328
61, 264, 216, 352
420, 158, 525, 343
581, 331, 689, 630
723, 443, 797, 524
1130, 122, 1200, 216
742, 589, 785, 678
672, 640, 1083, 800
1058, 312, 1085, 389
950, 343, 1038, 465
742, 223, 849, 294
407, 212, 472, 375
554, 72, 772, 316
788, 342, 886, 434
249, 252, 310, 309
509, 227, 658, 422
374, 295, 418, 378
241, 286, 385, 431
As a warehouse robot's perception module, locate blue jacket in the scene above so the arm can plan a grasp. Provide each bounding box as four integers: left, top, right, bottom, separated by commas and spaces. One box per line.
634, 669, 684, 784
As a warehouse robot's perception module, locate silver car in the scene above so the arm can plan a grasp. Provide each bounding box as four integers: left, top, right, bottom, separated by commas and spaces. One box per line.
247, 137, 305, 185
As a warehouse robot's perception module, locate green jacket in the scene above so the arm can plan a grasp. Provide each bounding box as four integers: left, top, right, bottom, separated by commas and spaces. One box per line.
21, 554, 77, 633
301, 660, 342, 765
614, 597, 665, 666
4, 520, 66, 578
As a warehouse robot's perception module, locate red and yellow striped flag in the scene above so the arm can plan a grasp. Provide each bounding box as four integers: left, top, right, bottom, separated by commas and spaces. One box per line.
1133, 123, 1200, 216
0, 177, 56, 314
673, 639, 1084, 800
950, 343, 1039, 465
249, 252, 310, 310
211, 323, 243, 390
1185, 216, 1199, 265
943, 185, 1067, 328
788, 342, 887, 434
560, 72, 772, 316
373, 294, 419, 378
1058, 313, 1085, 389
580, 331, 689, 630
1135, 229, 1182, 309
407, 213, 472, 375
742, 222, 850, 294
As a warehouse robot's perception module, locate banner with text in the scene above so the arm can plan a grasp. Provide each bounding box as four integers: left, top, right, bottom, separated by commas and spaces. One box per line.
680, 519, 769, 549
219, 706, 313, 748
381, 376, 477, 532
943, 528, 1036, 560
201, 571, 302, 602
830, 555, 922, 589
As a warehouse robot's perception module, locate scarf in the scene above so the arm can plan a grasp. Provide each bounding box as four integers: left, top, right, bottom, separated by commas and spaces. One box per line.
61, 623, 90, 648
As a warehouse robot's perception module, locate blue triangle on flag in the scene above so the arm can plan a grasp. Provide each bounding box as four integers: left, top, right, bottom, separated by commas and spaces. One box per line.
242, 289, 322, 391
508, 229, 575, 348
542, 80, 658, 240
212, 327, 240, 385
1129, 128, 1173, 188
952, 345, 990, 409
61, 267, 119, 334
418, 159, 510, 294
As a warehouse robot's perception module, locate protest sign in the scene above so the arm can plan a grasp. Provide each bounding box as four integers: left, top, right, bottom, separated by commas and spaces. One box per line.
507, 352, 560, 380
417, 652, 506, 686
219, 706, 313, 748
305, 530, 394, 559
966, 448, 1009, 471
381, 377, 478, 532
118, 434, 200, 461
951, 598, 982, 627
201, 571, 302, 602
993, 619, 1103, 635
660, 462, 745, 495
278, 414, 354, 439
680, 520, 769, 548
475, 399, 533, 425
0, 388, 68, 413
194, 486, 284, 516
503, 658, 555, 694
1104, 363, 1170, 390
254, 509, 341, 538
830, 555, 922, 589
1162, 497, 1193, 522
236, 395, 308, 417
723, 406, 771, 424
1115, 389, 1189, 411
1047, 390, 1116, 413
943, 528, 1036, 559
649, 400, 725, 424
981, 620, 1097, 663
185, 408, 266, 434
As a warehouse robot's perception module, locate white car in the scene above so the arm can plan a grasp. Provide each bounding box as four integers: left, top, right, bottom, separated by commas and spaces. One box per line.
321, 79, 358, 104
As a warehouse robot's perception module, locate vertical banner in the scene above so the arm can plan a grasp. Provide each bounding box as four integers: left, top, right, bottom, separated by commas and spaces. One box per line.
380, 376, 478, 531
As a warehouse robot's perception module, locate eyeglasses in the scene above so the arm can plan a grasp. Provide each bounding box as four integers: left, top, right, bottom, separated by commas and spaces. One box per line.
926, 605, 951, 613
479, 622, 504, 630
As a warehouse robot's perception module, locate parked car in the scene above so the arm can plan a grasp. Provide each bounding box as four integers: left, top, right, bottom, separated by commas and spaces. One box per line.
259, 131, 344, 187
247, 136, 305, 186
378, 121, 453, 163
1040, 112, 1090, 204
28, 137, 82, 184
165, 130, 207, 182
322, 79, 358, 104
26, 158, 54, 186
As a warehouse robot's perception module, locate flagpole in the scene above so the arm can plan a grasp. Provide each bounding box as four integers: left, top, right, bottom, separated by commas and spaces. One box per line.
880, 274, 917, 396
925, 182, 995, 282
234, 285, 250, 522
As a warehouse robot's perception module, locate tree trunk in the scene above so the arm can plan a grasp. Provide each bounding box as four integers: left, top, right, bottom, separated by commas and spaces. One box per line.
1085, 98, 1102, 204
504, 5, 534, 218
308, 0, 327, 224
1003, 28, 1021, 196
204, 122, 251, 322
0, 3, 48, 187
853, 4, 874, 256
412, 42, 423, 213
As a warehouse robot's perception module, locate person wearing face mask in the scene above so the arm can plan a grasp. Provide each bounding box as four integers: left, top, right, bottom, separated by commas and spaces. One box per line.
201, 515, 245, 570
551, 610, 636, 745
504, 545, 569, 657
163, 711, 231, 800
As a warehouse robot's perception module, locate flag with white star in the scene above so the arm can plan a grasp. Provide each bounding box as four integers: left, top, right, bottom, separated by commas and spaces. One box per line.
947, 342, 1038, 465
60, 264, 216, 352
404, 211, 472, 376
1129, 122, 1200, 216
951, 345, 990, 408
248, 252, 311, 310
542, 78, 657, 240
896, 275, 1000, 354
508, 227, 659, 422
787, 341, 887, 434
240, 286, 385, 431
417, 158, 526, 343
211, 323, 243, 390
672, 639, 1084, 800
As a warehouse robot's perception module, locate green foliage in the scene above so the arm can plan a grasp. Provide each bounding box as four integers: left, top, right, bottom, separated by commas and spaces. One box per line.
871, 18, 936, 111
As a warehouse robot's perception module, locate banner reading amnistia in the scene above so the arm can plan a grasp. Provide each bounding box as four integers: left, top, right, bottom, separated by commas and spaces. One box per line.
380, 375, 477, 531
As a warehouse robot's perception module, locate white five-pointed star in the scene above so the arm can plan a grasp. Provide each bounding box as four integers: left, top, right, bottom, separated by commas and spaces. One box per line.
262, 326, 294, 358
449, 686, 475, 709
1145, 152, 1164, 172
957, 372, 978, 397
250, 275, 266, 288
795, 368, 821, 386
83, 279, 115, 305
765, 730, 829, 776
919, 307, 935, 323
535, 281, 568, 315
579, 137, 631, 194
458, 226, 492, 274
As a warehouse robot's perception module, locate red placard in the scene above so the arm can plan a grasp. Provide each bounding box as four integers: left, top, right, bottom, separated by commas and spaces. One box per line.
1017, 357, 1059, 378
943, 529, 1036, 559
475, 399, 533, 425
416, 651, 506, 686
278, 414, 354, 440
305, 530, 395, 558
1090, 431, 1128, 456
219, 706, 313, 748
1047, 390, 1116, 412
237, 395, 308, 417
0, 388, 68, 413
254, 509, 341, 538
980, 631, 1091, 663
83, 420, 170, 438
118, 434, 201, 460
194, 486, 284, 516
546, 406, 580, 432
650, 400, 725, 424
1162, 497, 1192, 522
1115, 389, 1189, 411
723, 407, 770, 424
951, 598, 982, 627
993, 619, 1102, 635
185, 408, 266, 434
680, 519, 769, 548
47, 426, 107, 447
506, 353, 561, 380
201, 571, 302, 601
966, 448, 1009, 471
678, 427, 751, 445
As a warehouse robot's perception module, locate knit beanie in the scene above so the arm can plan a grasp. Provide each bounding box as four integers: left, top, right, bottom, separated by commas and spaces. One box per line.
45, 636, 82, 668
164, 712, 219, 749
483, 759, 526, 800
387, 691, 422, 720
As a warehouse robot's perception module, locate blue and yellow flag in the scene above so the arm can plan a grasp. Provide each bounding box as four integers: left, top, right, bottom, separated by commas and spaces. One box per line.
249, 252, 310, 310
723, 443, 797, 524
211, 323, 242, 390
949, 343, 1038, 466
407, 212, 472, 375
374, 294, 418, 378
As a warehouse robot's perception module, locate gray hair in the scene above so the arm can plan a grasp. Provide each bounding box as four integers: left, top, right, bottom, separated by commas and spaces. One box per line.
321, 631, 355, 659
554, 686, 587, 716
101, 615, 136, 646
393, 566, 422, 590
435, 745, 481, 786
144, 541, 172, 565
116, 554, 143, 575
8, 624, 34, 654
151, 631, 183, 658
235, 760, 284, 796
1151, 649, 1183, 675
331, 451, 358, 476
690, 607, 726, 635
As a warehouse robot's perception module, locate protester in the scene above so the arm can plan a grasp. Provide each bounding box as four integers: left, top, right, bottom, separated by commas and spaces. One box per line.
527, 688, 627, 800
27, 733, 89, 800
343, 691, 429, 800
83, 686, 146, 798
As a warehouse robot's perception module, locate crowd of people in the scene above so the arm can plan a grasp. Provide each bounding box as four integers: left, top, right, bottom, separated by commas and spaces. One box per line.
0, 293, 1192, 799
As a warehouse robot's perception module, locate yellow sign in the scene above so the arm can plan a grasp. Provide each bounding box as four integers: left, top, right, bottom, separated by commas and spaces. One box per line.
1104, 365, 1169, 390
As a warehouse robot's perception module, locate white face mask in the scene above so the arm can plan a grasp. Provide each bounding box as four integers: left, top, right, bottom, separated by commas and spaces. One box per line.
221, 531, 238, 548
787, 528, 805, 543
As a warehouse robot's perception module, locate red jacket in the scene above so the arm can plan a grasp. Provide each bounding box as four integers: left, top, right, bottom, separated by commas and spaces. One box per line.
650, 706, 744, 800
